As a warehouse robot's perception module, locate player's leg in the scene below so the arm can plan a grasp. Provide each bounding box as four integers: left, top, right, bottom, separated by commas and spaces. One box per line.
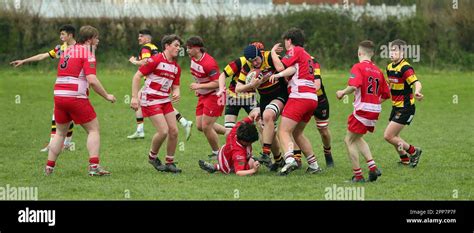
41, 113, 57, 152
147, 113, 169, 172
224, 114, 237, 137
258, 99, 284, 166
315, 118, 334, 167
293, 122, 321, 173
278, 116, 299, 175
344, 130, 365, 182
161, 109, 181, 173
174, 108, 193, 141
80, 118, 110, 176
202, 114, 221, 157
355, 136, 381, 182
213, 122, 226, 135
45, 122, 69, 175
128, 89, 145, 139
63, 122, 74, 150
384, 121, 419, 165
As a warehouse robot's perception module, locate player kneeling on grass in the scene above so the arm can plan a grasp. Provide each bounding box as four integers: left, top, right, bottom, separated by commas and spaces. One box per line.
335, 40, 390, 183
199, 109, 261, 176
130, 34, 183, 173
45, 25, 116, 176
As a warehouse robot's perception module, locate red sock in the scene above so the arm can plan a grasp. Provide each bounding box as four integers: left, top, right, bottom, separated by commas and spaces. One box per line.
149, 151, 157, 161
407, 145, 416, 155
165, 155, 174, 164
262, 144, 271, 155
89, 156, 99, 166
367, 159, 377, 172
46, 160, 56, 168
353, 168, 363, 179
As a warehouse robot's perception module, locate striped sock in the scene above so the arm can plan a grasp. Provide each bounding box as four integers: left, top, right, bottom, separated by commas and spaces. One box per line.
149, 151, 157, 161
407, 145, 416, 155
367, 159, 377, 172
306, 154, 319, 169
46, 160, 56, 168
262, 144, 272, 155
400, 154, 410, 163
353, 168, 363, 179
89, 156, 99, 168
165, 155, 174, 165
323, 146, 331, 155
293, 150, 302, 162
273, 153, 282, 162
284, 151, 294, 163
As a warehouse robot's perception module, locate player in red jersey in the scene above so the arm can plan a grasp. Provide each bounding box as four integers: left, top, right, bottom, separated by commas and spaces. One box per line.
269, 28, 321, 175
198, 108, 261, 176
186, 36, 226, 159
10, 25, 77, 152
130, 34, 183, 173
336, 40, 390, 183
44, 26, 116, 176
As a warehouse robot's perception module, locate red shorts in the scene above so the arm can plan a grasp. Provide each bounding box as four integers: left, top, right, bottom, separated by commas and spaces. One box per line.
281, 98, 318, 123
142, 101, 174, 118
196, 94, 224, 117
54, 97, 96, 125
347, 114, 375, 134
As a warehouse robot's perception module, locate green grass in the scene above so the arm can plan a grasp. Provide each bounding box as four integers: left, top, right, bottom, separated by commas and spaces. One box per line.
0, 66, 472, 200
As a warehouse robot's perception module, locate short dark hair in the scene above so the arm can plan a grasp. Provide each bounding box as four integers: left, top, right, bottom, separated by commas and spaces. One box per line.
282, 27, 305, 47
77, 25, 99, 44
59, 24, 75, 37
359, 40, 375, 55
139, 29, 152, 36
390, 39, 407, 49
161, 34, 183, 50
186, 36, 205, 53
236, 122, 259, 143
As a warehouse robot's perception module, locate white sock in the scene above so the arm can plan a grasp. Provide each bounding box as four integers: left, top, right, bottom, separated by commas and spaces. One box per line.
212, 150, 218, 156
179, 118, 188, 127
64, 136, 72, 145
137, 123, 144, 133
309, 161, 320, 169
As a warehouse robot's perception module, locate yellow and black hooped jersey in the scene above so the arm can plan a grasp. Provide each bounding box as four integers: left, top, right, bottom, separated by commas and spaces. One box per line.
312, 57, 327, 102
223, 56, 248, 97
238, 51, 281, 95
138, 43, 159, 60
48, 42, 68, 59
386, 59, 419, 108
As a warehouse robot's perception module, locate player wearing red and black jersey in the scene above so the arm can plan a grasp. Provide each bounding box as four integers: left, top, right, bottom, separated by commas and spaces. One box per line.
383, 39, 423, 167
198, 108, 261, 176
336, 40, 390, 183
186, 36, 226, 159
10, 25, 77, 153
130, 34, 183, 173
45, 26, 116, 176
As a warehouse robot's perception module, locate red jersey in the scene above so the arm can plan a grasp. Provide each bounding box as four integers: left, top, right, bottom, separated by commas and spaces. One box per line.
139, 53, 181, 106
281, 46, 317, 101
220, 117, 254, 173
54, 44, 96, 99
190, 53, 220, 96
348, 60, 390, 126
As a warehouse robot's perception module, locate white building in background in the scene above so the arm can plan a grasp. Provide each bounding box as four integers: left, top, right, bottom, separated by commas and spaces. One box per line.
1, 0, 416, 19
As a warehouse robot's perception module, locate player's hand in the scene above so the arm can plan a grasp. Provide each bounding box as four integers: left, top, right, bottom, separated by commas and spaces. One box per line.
130, 97, 139, 111
269, 74, 278, 83
10, 60, 24, 68
415, 92, 424, 101
336, 90, 345, 100
253, 161, 261, 172
190, 83, 200, 90
271, 43, 283, 53
248, 108, 260, 122
216, 88, 226, 97
249, 76, 262, 88
106, 94, 116, 103
194, 90, 199, 97
128, 56, 137, 64
171, 93, 180, 103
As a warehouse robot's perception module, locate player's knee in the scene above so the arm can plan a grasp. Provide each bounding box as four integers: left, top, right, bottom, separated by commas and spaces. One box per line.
383, 132, 393, 142
262, 111, 274, 124
168, 127, 178, 139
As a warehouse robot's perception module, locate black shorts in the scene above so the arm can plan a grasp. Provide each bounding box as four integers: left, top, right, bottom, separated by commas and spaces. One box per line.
313, 98, 330, 120
224, 96, 258, 116
259, 90, 289, 117
389, 105, 416, 125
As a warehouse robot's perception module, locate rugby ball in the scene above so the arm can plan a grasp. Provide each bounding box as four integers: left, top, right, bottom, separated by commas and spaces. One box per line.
245, 69, 263, 85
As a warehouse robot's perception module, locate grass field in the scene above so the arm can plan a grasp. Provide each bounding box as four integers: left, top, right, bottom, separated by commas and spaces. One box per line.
0, 65, 472, 200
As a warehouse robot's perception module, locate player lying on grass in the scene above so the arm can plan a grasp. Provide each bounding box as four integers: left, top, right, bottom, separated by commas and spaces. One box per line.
198, 108, 261, 176
336, 40, 390, 183
45, 25, 116, 176
130, 34, 183, 173
127, 29, 193, 141
383, 39, 423, 167
10, 24, 77, 152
